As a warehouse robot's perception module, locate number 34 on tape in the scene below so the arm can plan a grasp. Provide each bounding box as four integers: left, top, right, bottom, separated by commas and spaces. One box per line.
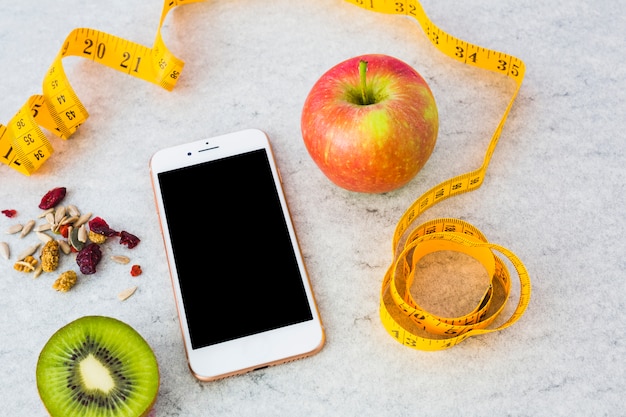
0, 0, 204, 176
346, 0, 530, 351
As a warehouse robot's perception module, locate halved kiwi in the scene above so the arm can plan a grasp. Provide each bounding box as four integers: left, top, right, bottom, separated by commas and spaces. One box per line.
36, 316, 159, 417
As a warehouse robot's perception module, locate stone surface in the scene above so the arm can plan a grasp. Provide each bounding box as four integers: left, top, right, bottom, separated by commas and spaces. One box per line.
0, 0, 623, 415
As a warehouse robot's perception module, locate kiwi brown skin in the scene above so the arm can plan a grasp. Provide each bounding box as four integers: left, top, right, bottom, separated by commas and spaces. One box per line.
36, 315, 159, 417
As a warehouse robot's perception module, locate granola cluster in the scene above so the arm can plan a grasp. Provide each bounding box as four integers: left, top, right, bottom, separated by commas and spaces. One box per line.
52, 271, 78, 292
41, 240, 60, 273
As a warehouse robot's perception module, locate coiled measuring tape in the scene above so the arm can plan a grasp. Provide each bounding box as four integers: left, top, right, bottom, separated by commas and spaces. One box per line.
0, 0, 530, 350
346, 0, 531, 350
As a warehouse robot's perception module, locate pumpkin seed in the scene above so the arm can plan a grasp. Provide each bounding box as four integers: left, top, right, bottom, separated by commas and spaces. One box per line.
68, 227, 84, 251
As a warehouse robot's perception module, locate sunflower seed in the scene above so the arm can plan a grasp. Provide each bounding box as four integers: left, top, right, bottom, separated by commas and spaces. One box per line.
54, 206, 66, 224
38, 208, 54, 219
20, 220, 36, 238
37, 232, 53, 243
57, 239, 71, 255
55, 216, 68, 230
0, 242, 9, 260
17, 243, 40, 261
68, 227, 84, 251
78, 224, 88, 243
60, 215, 79, 225
118, 286, 138, 301
45, 212, 55, 226
36, 223, 52, 232
110, 255, 131, 264
67, 205, 80, 217
33, 265, 43, 278
74, 212, 92, 228
6, 224, 23, 235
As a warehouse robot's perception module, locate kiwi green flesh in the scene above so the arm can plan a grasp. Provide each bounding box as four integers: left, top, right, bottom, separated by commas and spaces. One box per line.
36, 316, 159, 417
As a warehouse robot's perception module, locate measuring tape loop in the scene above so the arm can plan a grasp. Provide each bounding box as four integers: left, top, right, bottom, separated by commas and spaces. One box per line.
346, 0, 531, 350
382, 218, 530, 350
0, 0, 204, 175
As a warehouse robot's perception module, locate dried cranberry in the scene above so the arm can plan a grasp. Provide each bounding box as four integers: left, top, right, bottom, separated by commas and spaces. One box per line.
130, 265, 142, 277
1, 209, 17, 218
58, 224, 70, 238
119, 231, 140, 249
76, 243, 102, 275
88, 217, 119, 237
38, 187, 67, 210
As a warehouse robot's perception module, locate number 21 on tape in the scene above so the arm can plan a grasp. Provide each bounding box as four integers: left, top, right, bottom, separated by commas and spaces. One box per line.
0, 0, 204, 175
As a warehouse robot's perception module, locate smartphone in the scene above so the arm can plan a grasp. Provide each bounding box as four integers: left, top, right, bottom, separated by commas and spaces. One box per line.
149, 128, 325, 381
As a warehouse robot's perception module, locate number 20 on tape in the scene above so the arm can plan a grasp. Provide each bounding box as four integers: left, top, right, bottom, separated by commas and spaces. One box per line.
0, 0, 204, 175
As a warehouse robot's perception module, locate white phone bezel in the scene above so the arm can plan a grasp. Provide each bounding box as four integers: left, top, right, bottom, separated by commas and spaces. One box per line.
149, 128, 325, 381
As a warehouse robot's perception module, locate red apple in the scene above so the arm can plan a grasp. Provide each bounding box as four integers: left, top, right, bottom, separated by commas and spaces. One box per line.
301, 54, 438, 193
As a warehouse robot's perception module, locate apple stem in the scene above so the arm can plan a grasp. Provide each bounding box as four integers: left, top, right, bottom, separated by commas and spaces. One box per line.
359, 60, 370, 105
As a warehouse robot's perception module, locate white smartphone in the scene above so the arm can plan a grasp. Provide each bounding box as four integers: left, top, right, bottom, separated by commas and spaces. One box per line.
149, 128, 325, 381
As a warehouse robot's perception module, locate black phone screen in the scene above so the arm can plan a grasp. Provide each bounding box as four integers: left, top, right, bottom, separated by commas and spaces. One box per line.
157, 149, 314, 350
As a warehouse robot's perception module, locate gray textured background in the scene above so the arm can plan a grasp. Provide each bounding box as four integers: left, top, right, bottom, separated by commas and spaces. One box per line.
0, 0, 623, 415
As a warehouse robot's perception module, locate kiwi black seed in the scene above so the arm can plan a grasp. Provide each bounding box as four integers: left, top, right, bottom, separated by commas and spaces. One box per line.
36, 316, 159, 417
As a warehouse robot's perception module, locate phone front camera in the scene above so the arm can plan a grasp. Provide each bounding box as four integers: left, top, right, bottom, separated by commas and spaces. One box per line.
187, 152, 192, 156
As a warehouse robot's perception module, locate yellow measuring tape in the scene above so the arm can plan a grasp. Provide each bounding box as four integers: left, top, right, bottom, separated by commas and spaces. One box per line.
1, 0, 530, 350
0, 0, 204, 175
346, 0, 531, 350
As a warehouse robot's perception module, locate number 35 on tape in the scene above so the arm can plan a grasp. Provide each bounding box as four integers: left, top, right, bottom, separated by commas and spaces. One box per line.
346, 0, 530, 351
0, 0, 523, 174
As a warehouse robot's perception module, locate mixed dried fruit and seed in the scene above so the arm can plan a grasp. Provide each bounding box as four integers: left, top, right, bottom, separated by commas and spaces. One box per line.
1, 187, 143, 300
